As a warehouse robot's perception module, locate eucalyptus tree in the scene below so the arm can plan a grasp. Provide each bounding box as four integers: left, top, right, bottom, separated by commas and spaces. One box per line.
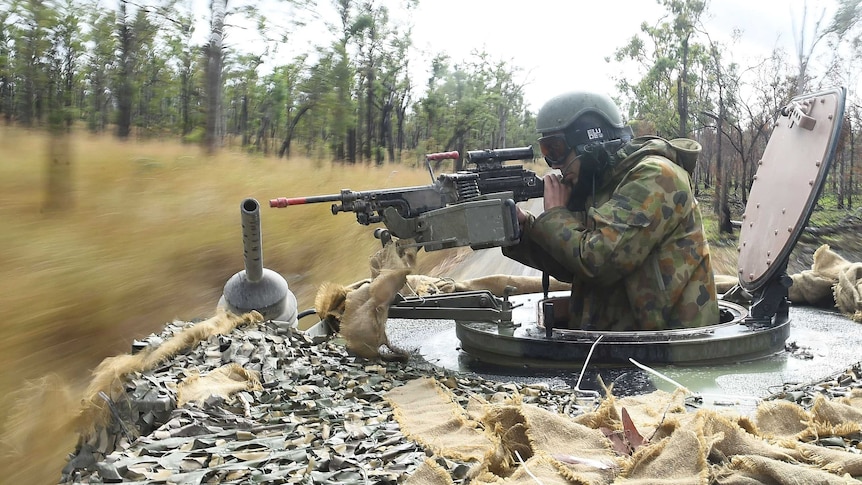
42, 0, 84, 213
202, 0, 314, 154
374, 21, 416, 161
0, 1, 15, 123
844, 103, 861, 209
611, 0, 710, 138
14, 0, 60, 125
48, 0, 85, 128
327, 0, 358, 161
223, 52, 263, 147
415, 53, 448, 151
274, 58, 311, 158
276, 52, 335, 158
699, 37, 741, 233
816, 0, 862, 209
114, 0, 158, 138
790, 0, 862, 94
821, 54, 859, 209
376, 25, 412, 163
348, 0, 416, 163
83, 7, 116, 133
161, 4, 198, 136
203, 0, 226, 153
135, 9, 167, 134
352, 0, 381, 162
412, 52, 531, 169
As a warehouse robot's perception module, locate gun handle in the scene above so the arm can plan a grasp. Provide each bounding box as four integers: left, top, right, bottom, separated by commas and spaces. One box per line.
425, 151, 460, 161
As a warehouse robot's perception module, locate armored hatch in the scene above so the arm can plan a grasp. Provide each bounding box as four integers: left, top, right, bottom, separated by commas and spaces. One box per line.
407, 87, 847, 367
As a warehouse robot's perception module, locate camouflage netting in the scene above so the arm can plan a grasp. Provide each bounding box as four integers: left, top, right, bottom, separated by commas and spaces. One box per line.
60, 242, 862, 483
60, 307, 862, 484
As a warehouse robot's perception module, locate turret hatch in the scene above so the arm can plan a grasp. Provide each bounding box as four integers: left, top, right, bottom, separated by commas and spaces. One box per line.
736, 87, 846, 321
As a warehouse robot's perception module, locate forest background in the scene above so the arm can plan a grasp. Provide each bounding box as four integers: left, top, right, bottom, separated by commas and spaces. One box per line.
3, 0, 862, 483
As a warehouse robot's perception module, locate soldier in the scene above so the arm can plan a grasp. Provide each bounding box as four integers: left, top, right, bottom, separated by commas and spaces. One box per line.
503, 91, 719, 331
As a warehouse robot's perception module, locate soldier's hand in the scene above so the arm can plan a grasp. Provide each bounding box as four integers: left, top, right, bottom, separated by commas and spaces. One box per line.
515, 206, 527, 230
543, 173, 571, 211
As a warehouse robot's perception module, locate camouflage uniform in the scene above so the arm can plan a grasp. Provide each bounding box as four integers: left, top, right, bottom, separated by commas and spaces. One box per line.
503, 136, 719, 331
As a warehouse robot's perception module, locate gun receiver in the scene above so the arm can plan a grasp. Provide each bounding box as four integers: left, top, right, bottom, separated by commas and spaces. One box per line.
270, 147, 544, 251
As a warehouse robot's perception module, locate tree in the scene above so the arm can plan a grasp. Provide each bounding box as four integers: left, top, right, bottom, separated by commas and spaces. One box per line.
83, 7, 116, 133
44, 0, 83, 212
611, 0, 710, 138
0, 1, 15, 123
700, 37, 741, 234
277, 53, 330, 158
162, 5, 198, 136
15, 0, 59, 125
412, 52, 531, 169
203, 0, 226, 153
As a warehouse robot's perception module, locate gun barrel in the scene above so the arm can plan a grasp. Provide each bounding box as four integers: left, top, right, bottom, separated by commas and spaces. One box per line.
240, 198, 264, 282
270, 194, 342, 208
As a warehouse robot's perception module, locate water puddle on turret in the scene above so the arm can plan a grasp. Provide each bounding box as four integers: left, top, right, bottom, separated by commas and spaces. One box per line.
387, 304, 862, 404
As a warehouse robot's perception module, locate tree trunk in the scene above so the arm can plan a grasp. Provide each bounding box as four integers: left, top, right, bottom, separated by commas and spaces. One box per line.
365, 67, 374, 162
678, 36, 690, 138
116, 1, 134, 139
395, 103, 406, 160
180, 65, 192, 136
204, 0, 227, 155
496, 104, 508, 148
850, 121, 855, 210
240, 95, 249, 146
709, 88, 732, 234
381, 90, 394, 162
348, 127, 357, 163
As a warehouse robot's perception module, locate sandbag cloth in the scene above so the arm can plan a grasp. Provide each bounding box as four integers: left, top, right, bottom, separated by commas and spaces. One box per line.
789, 244, 862, 322
314, 242, 568, 360
385, 377, 862, 484
718, 244, 862, 322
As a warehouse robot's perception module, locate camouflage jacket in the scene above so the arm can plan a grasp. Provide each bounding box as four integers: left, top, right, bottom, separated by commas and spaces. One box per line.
502, 136, 720, 331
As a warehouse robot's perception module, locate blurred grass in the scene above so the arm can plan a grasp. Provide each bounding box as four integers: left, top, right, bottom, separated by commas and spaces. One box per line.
0, 126, 453, 483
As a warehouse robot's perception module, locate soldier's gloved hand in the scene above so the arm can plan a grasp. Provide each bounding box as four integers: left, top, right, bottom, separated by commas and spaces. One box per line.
543, 173, 571, 212
515, 206, 528, 231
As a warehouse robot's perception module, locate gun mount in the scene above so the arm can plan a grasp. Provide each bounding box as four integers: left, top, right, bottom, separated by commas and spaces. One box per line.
219, 198, 298, 326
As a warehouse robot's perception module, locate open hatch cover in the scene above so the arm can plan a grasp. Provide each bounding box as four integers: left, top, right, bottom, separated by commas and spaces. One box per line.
737, 87, 846, 293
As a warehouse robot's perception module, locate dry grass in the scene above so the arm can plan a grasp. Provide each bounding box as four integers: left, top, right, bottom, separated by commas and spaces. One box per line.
0, 126, 452, 484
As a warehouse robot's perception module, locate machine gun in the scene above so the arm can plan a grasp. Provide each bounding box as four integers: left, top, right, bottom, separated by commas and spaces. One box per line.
270, 146, 543, 251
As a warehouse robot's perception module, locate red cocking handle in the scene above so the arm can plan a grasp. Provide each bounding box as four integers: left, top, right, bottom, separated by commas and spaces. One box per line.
425, 151, 460, 161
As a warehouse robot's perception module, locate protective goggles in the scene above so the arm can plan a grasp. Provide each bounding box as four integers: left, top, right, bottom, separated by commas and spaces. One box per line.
537, 133, 572, 166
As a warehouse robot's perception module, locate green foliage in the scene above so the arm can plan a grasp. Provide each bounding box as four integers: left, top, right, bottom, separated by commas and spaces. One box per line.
410, 51, 533, 157
0, 0, 541, 165
611, 0, 710, 138
0, 0, 857, 218
183, 126, 205, 143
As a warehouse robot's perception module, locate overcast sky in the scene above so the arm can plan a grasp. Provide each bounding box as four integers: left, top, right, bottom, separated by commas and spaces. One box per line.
222, 0, 841, 110
406, 0, 836, 109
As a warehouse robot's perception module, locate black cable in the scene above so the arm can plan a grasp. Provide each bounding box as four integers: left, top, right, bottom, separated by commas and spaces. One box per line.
297, 308, 317, 320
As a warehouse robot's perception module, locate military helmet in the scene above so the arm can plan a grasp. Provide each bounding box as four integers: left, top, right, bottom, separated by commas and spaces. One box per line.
536, 91, 632, 167
536, 91, 626, 134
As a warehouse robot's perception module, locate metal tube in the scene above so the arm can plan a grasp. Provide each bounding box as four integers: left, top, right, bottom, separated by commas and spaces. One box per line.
241, 198, 263, 282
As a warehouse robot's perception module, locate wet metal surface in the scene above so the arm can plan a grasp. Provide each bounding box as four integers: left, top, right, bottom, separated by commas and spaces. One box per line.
387, 304, 862, 400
